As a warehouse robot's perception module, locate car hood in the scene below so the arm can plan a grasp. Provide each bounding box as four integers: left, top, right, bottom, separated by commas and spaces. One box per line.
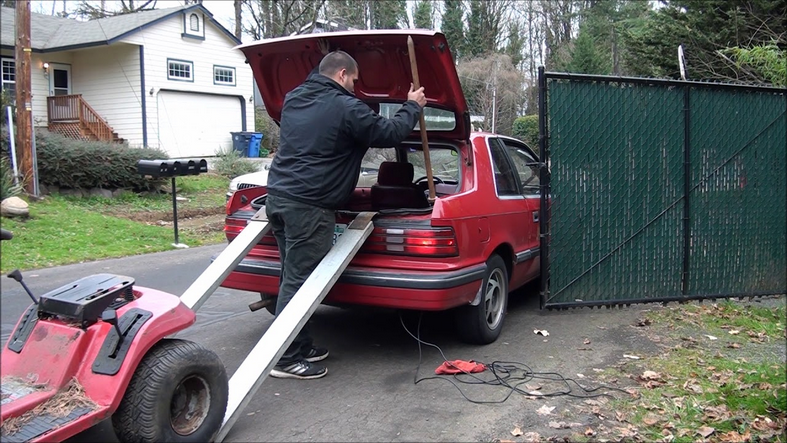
236, 30, 469, 140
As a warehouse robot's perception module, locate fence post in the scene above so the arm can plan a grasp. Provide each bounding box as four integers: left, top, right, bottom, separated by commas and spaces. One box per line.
681, 85, 691, 296
538, 66, 550, 309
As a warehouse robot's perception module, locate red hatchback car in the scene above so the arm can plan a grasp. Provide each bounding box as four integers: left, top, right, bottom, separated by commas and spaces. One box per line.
220, 30, 542, 344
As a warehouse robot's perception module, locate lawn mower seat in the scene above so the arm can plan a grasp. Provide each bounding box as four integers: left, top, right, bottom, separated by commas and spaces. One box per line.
371, 161, 429, 210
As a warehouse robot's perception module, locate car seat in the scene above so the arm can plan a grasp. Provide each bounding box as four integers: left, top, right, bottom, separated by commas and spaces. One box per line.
370, 161, 429, 209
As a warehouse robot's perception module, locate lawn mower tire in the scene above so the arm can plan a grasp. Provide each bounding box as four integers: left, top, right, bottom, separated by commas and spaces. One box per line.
112, 339, 228, 443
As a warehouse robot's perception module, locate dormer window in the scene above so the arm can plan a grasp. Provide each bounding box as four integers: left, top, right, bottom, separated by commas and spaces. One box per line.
182, 11, 205, 40
189, 14, 199, 32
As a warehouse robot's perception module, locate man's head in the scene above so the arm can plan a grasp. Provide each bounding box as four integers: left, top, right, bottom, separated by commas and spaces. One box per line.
319, 50, 359, 94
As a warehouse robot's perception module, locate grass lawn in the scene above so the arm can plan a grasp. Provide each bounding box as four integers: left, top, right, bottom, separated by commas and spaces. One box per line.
1, 174, 229, 274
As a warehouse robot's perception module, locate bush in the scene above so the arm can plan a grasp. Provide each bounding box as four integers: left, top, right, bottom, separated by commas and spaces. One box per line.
512, 114, 539, 153
255, 107, 279, 155
35, 129, 169, 191
212, 146, 261, 178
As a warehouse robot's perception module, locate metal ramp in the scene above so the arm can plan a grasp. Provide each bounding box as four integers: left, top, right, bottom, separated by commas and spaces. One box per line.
178, 209, 376, 442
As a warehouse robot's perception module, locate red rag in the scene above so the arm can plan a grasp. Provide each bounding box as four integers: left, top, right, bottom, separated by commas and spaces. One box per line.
435, 359, 486, 375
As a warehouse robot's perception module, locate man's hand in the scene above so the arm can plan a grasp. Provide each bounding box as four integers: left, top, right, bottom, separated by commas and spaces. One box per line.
408, 83, 427, 108
317, 39, 330, 55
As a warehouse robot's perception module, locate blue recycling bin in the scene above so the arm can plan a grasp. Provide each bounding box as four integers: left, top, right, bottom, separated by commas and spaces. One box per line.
230, 131, 264, 157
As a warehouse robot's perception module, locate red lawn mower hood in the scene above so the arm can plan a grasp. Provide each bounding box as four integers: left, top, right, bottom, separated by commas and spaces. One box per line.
236, 29, 470, 140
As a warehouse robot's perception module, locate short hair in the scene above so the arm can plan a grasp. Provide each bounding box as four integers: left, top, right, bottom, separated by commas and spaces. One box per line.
319, 50, 358, 76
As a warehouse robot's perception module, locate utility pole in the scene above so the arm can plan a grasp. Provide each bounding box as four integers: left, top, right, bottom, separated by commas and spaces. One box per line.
15, 0, 33, 194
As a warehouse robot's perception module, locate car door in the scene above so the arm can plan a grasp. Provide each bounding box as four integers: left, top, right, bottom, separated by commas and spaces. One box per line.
496, 137, 542, 285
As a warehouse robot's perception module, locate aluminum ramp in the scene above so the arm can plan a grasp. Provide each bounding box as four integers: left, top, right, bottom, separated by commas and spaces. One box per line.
178, 209, 376, 442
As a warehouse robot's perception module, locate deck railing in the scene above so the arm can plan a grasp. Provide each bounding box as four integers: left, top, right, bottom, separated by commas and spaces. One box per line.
47, 94, 114, 142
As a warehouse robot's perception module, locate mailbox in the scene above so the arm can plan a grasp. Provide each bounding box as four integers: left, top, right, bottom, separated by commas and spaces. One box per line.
136, 159, 208, 178
136, 158, 209, 248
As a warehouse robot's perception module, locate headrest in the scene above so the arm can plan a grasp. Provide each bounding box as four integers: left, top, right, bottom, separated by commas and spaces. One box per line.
377, 161, 414, 187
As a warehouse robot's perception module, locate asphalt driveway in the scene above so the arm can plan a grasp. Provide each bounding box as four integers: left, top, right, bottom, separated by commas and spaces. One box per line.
2, 244, 664, 442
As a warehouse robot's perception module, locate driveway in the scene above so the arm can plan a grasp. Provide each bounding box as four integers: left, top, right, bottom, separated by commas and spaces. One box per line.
2, 244, 660, 442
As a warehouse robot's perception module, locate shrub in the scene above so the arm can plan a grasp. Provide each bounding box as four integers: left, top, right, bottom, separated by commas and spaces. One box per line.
255, 107, 278, 155
212, 146, 261, 178
35, 129, 169, 191
512, 114, 539, 153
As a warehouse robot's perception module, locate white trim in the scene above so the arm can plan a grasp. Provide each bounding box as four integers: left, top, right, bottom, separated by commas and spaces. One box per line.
1, 57, 15, 96
213, 65, 236, 86
167, 59, 194, 81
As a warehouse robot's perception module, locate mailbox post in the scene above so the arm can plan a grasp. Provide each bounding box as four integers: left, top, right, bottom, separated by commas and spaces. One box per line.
137, 159, 209, 248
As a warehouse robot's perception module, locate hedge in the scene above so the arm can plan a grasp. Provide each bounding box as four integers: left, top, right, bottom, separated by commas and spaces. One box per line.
34, 129, 168, 191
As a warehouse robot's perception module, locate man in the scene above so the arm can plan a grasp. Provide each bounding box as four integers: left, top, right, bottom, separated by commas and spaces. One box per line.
266, 49, 427, 379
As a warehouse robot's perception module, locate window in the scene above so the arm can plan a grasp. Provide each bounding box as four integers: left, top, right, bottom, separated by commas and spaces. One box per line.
1, 58, 15, 101
189, 13, 200, 31
213, 66, 236, 86
499, 139, 540, 194
167, 59, 193, 81
488, 138, 519, 196
379, 103, 456, 131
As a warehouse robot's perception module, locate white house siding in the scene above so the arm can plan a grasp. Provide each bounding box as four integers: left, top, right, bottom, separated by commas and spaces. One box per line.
71, 43, 142, 146
121, 13, 254, 157
29, 52, 74, 127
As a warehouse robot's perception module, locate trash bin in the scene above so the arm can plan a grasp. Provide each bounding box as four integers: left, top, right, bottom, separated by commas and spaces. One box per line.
248, 132, 264, 157
230, 131, 264, 157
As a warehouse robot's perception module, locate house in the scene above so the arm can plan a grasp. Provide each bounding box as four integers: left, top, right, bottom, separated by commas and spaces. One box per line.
0, 4, 254, 158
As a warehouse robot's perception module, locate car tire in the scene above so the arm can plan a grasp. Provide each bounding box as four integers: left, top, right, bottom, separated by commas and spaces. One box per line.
112, 339, 228, 443
454, 254, 509, 345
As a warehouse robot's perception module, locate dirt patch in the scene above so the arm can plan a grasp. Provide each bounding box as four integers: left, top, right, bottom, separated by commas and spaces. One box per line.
107, 207, 224, 223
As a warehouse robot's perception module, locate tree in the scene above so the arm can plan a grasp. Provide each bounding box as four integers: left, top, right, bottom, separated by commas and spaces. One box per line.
558, 26, 610, 74
73, 0, 158, 19
370, 0, 407, 29
723, 43, 787, 86
504, 21, 525, 70
243, 0, 325, 39
622, 0, 787, 82
234, 0, 243, 39
1, 0, 15, 8
412, 0, 433, 29
464, 0, 511, 58
441, 0, 464, 61
457, 53, 524, 136
324, 0, 367, 30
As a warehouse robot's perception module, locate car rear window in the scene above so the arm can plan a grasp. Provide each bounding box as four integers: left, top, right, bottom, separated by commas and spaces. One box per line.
379, 103, 456, 131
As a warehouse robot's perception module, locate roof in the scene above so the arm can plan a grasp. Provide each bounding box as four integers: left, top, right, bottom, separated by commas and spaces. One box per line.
0, 4, 240, 53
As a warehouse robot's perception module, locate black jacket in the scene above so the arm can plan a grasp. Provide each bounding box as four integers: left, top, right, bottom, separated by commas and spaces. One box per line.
267, 74, 422, 210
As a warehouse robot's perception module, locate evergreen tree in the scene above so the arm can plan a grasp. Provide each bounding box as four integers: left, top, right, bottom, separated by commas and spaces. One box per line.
441, 0, 464, 61
413, 0, 433, 30
622, 0, 786, 82
370, 0, 406, 29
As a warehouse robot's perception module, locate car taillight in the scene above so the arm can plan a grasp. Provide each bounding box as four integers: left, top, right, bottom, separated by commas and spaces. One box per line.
224, 216, 278, 246
363, 227, 458, 257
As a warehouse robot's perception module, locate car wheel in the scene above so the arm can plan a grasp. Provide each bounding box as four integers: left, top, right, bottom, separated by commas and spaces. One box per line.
455, 254, 509, 344
112, 339, 228, 443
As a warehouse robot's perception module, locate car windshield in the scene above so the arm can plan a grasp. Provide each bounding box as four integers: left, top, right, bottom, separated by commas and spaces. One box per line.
359, 146, 460, 186
379, 104, 456, 131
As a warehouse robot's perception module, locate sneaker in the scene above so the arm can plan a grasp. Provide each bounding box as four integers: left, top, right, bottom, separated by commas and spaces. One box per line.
270, 360, 327, 380
304, 346, 329, 363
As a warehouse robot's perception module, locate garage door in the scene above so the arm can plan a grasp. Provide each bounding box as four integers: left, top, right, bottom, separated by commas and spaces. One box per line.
157, 91, 243, 158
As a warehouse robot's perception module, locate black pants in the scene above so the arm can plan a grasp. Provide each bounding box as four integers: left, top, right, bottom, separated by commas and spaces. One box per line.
265, 194, 334, 365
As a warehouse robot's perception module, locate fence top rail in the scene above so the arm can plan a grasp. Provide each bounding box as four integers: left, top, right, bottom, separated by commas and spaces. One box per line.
543, 71, 786, 94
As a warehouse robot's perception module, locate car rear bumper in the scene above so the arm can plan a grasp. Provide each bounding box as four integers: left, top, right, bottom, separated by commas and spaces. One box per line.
217, 256, 486, 311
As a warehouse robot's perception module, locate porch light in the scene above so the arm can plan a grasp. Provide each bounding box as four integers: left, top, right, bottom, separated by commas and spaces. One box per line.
42, 62, 49, 75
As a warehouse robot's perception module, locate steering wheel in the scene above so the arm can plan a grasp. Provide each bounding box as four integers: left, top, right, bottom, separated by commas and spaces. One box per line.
414, 175, 445, 185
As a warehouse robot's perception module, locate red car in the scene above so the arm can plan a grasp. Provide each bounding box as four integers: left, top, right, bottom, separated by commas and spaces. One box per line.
221, 30, 541, 344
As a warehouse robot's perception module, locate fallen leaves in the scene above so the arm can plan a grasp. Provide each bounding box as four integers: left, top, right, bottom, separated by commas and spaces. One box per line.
623, 354, 641, 360
536, 405, 555, 415
697, 426, 715, 438
718, 430, 751, 442
642, 413, 661, 426
511, 426, 523, 436
533, 329, 549, 336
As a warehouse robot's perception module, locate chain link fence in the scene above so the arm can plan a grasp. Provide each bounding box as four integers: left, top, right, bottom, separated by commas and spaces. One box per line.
538, 69, 786, 308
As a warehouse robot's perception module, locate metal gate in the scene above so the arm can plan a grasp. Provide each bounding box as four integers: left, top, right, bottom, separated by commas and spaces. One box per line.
538, 68, 786, 308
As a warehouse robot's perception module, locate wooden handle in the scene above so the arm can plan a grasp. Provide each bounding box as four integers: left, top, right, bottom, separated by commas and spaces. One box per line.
407, 36, 435, 204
